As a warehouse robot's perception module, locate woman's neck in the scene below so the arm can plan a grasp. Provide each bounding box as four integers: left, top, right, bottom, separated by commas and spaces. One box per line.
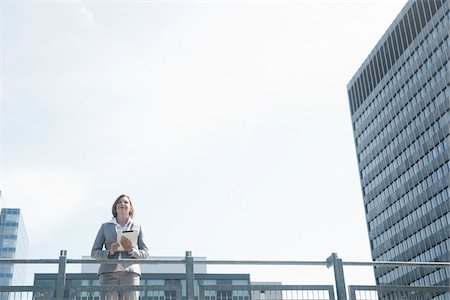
116, 214, 129, 227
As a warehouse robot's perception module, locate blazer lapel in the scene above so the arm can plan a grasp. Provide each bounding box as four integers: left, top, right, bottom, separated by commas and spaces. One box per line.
108, 222, 117, 242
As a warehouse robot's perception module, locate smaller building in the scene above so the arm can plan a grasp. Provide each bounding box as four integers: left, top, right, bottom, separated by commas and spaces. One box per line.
0, 208, 29, 286
34, 272, 251, 300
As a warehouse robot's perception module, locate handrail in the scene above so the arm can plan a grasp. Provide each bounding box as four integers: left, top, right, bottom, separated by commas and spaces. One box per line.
0, 258, 448, 267
0, 259, 60, 264
68, 258, 185, 264
0, 258, 183, 264
194, 260, 328, 265
342, 261, 450, 268
0, 251, 449, 300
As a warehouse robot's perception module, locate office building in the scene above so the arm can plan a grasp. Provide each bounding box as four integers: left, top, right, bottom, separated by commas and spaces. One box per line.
0, 208, 29, 286
347, 0, 449, 290
34, 272, 251, 299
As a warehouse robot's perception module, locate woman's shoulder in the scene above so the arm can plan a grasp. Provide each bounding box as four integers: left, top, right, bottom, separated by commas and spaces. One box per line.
131, 222, 142, 230
100, 221, 115, 228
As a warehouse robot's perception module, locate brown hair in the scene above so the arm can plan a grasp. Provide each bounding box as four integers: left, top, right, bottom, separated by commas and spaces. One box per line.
112, 194, 135, 219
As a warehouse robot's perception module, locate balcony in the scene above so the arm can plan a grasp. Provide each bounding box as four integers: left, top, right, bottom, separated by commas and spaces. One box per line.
0, 250, 448, 300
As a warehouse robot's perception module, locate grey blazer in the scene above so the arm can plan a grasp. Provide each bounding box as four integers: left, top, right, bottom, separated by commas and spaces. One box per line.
91, 222, 149, 275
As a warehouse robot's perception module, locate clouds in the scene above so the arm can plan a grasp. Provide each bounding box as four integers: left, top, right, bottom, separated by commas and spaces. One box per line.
3, 167, 88, 242
77, 2, 96, 29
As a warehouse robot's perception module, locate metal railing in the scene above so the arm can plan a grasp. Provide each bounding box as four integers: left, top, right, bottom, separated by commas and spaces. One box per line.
198, 284, 336, 300
68, 284, 182, 300
0, 250, 448, 300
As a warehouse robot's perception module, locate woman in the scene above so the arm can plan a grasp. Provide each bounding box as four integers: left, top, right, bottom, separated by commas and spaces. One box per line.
91, 194, 149, 300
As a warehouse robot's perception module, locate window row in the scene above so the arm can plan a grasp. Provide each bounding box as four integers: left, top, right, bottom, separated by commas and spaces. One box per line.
378, 240, 449, 284
361, 85, 448, 179
352, 11, 448, 130
364, 128, 447, 199
376, 213, 449, 261
359, 64, 447, 179
0, 235, 17, 240
349, 1, 447, 116
363, 107, 445, 196
366, 134, 448, 214
0, 209, 19, 215
0, 229, 20, 238
371, 187, 449, 248
368, 164, 449, 233
357, 47, 448, 164
0, 238, 17, 248
412, 263, 450, 286
0, 222, 19, 227
0, 247, 16, 253
356, 33, 447, 150
379, 261, 450, 286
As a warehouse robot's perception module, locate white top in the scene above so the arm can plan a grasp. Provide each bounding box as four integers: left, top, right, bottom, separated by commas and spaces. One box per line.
109, 217, 134, 271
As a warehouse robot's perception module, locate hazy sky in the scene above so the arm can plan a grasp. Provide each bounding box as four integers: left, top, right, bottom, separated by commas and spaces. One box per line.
1, 0, 407, 286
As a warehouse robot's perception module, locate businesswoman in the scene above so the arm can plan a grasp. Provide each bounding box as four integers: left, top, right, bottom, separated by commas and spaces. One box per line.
91, 194, 149, 300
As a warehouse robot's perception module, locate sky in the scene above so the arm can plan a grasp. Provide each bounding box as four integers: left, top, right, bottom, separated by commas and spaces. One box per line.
1, 0, 408, 286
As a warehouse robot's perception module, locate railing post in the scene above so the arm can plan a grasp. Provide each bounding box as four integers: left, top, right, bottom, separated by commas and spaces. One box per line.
185, 250, 195, 300
56, 250, 67, 300
326, 253, 347, 300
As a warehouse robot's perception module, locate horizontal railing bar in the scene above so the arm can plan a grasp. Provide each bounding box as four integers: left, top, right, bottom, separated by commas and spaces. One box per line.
1, 258, 448, 268
67, 259, 185, 264
343, 261, 450, 268
0, 258, 185, 264
72, 259, 328, 266
0, 259, 60, 264
0, 258, 328, 266
194, 260, 328, 265
0, 286, 52, 292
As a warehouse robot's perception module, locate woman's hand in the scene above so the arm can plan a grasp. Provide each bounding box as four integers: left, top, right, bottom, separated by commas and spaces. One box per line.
120, 236, 134, 253
109, 243, 119, 256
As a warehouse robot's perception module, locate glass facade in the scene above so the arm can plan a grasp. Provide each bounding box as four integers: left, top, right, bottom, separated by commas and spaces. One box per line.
0, 208, 29, 287
34, 273, 251, 300
347, 0, 449, 292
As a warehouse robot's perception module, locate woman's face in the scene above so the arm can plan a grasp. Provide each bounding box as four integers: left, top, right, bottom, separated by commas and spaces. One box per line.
115, 196, 131, 216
